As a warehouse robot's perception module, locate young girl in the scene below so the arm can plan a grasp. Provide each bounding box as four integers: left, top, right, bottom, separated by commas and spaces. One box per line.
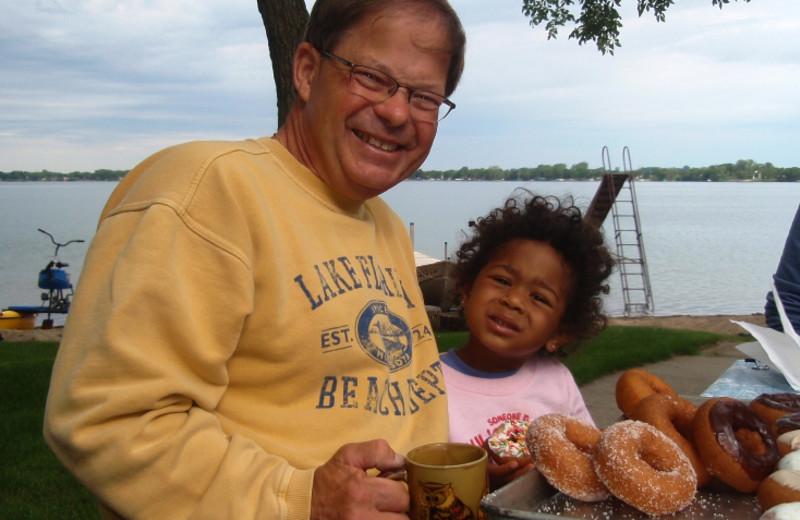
440, 190, 614, 489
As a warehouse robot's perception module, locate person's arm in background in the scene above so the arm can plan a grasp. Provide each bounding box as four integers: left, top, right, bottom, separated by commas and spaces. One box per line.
765, 204, 800, 333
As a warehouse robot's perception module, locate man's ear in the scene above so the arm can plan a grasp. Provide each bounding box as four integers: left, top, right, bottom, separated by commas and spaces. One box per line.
293, 42, 319, 103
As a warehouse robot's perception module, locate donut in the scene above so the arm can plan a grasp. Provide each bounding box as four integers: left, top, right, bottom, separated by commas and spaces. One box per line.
592, 420, 696, 515
693, 397, 780, 493
756, 469, 800, 512
778, 430, 800, 457
778, 451, 800, 471
615, 368, 678, 418
629, 393, 711, 488
759, 501, 800, 520
776, 413, 800, 436
526, 413, 609, 502
751, 393, 800, 436
483, 419, 531, 466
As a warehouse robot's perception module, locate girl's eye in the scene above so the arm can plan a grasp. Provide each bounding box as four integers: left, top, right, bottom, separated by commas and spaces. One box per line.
491, 276, 511, 286
531, 294, 549, 305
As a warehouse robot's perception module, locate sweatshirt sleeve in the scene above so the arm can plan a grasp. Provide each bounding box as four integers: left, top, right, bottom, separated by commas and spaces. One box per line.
43, 200, 314, 520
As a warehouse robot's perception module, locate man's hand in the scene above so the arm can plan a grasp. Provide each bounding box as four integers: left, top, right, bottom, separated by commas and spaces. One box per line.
311, 439, 409, 520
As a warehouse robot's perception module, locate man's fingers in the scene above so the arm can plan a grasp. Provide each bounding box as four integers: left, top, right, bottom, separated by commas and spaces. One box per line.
334, 439, 406, 472
312, 440, 409, 520
369, 476, 410, 513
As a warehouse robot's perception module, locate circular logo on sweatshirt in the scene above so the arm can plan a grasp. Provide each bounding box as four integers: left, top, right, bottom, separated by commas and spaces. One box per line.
356, 300, 412, 372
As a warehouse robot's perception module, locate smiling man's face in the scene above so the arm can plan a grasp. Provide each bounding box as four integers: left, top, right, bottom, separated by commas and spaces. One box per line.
293, 5, 452, 201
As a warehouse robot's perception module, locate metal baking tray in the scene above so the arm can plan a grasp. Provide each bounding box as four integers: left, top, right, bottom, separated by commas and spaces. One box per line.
481, 469, 762, 520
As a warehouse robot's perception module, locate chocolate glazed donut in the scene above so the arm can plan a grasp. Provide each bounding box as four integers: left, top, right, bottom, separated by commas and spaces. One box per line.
751, 393, 800, 436
776, 412, 800, 436
693, 397, 780, 493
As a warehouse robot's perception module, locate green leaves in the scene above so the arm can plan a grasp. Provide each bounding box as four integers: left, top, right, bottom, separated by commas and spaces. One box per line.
521, 0, 751, 55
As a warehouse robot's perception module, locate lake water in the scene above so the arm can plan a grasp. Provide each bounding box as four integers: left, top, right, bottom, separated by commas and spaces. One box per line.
1, 180, 799, 326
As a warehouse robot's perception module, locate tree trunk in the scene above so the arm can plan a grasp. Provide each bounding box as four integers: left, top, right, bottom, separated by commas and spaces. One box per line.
257, 0, 309, 128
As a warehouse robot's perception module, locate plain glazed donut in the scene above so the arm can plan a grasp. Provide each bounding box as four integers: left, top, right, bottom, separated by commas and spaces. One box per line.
751, 393, 800, 436
593, 420, 697, 516
756, 469, 800, 512
484, 419, 531, 466
778, 451, 800, 471
615, 368, 678, 418
778, 430, 800, 457
629, 393, 711, 488
693, 397, 780, 493
526, 413, 609, 502
759, 501, 800, 520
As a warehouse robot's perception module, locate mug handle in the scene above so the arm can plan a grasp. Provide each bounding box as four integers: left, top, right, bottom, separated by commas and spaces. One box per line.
377, 468, 408, 481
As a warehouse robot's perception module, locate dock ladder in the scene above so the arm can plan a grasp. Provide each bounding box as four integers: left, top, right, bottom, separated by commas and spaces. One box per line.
586, 146, 655, 316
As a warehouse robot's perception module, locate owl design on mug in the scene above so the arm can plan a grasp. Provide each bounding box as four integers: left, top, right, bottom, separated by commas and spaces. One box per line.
416, 481, 474, 520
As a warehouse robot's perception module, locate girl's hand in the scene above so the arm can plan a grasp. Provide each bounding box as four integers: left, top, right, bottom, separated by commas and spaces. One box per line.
487, 460, 535, 491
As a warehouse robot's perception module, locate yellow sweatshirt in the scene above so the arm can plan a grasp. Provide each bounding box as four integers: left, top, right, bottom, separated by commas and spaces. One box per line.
43, 137, 448, 519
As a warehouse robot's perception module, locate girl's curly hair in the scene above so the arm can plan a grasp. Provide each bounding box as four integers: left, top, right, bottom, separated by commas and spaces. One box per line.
452, 189, 615, 348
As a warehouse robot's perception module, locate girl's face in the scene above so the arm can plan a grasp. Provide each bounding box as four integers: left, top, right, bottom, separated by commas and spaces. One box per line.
460, 239, 574, 372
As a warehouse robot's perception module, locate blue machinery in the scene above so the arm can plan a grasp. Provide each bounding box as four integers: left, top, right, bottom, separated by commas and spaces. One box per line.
6, 228, 85, 329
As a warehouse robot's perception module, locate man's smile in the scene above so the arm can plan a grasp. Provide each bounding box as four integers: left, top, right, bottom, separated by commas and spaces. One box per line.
354, 129, 399, 152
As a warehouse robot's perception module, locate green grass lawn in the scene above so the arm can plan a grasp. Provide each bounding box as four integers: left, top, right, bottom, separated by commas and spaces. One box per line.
436, 325, 736, 385
1, 342, 98, 519
1, 326, 738, 519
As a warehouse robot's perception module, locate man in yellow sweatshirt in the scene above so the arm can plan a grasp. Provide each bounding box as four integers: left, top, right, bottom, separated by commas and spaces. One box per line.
43, 1, 466, 519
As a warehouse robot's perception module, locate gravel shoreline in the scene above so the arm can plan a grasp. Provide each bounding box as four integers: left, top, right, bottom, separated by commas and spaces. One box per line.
608, 313, 765, 336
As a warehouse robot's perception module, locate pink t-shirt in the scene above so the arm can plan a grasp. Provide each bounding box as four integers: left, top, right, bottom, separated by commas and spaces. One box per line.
440, 350, 594, 447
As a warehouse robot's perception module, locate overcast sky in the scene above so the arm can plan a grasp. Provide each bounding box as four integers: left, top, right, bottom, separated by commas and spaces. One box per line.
3, 0, 799, 173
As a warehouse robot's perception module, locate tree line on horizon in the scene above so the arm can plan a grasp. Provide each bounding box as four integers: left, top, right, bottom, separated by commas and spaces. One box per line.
412, 159, 799, 182
0, 169, 127, 182
1, 159, 798, 183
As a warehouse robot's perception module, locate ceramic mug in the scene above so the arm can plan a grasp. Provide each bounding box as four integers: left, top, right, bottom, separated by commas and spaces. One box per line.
405, 442, 488, 520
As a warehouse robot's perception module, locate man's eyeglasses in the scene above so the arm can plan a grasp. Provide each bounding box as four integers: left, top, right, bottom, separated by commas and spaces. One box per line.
320, 50, 455, 122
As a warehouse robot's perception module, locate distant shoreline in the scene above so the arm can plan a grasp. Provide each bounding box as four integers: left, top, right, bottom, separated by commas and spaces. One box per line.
1, 178, 797, 184
3, 159, 799, 183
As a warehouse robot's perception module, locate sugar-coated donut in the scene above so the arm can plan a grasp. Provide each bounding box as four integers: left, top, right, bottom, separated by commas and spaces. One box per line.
484, 419, 531, 466
526, 413, 609, 502
759, 501, 800, 520
778, 430, 800, 457
693, 397, 780, 493
778, 451, 800, 471
593, 420, 696, 516
629, 393, 711, 488
776, 413, 800, 436
615, 368, 678, 418
751, 393, 800, 436
757, 470, 800, 512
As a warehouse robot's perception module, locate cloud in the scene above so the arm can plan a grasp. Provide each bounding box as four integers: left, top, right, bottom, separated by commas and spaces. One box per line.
1, 0, 798, 172
425, 0, 800, 170
1, 0, 275, 171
